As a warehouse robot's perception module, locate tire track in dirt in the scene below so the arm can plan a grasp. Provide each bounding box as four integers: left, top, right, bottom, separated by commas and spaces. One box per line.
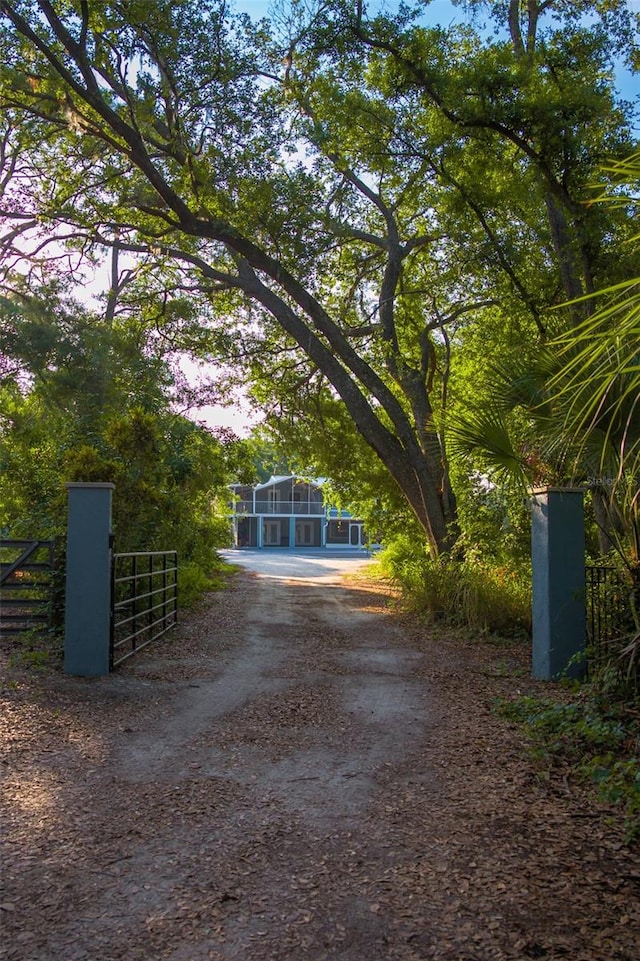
1, 556, 638, 961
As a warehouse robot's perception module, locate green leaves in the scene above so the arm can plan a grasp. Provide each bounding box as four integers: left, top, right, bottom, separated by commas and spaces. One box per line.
1, 0, 638, 557
448, 405, 530, 491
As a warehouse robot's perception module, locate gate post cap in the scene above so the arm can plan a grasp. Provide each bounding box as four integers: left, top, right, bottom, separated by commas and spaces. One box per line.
530, 485, 585, 495
65, 482, 115, 489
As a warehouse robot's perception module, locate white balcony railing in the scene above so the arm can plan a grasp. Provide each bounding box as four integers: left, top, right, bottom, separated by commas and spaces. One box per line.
233, 499, 325, 516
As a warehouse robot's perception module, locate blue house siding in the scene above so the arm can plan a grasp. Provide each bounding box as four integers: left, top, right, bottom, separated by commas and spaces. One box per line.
230, 476, 369, 550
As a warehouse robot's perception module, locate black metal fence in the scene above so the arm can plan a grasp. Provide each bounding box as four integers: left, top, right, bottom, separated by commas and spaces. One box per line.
0, 539, 55, 638
111, 550, 178, 668
585, 564, 636, 671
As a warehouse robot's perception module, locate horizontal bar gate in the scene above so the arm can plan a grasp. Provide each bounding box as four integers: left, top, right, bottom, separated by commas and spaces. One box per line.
1, 539, 55, 638
111, 550, 177, 668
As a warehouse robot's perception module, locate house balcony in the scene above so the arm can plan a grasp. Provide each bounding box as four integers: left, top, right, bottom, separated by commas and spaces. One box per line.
233, 499, 326, 516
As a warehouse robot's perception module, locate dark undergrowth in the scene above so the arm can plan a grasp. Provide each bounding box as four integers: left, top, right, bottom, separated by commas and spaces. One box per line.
496, 679, 640, 843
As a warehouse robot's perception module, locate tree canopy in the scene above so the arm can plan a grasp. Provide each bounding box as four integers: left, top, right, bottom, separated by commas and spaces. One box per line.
0, 251, 250, 587
0, 0, 638, 556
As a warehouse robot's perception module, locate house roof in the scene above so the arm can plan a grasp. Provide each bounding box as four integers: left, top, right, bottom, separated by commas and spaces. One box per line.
254, 474, 325, 492
254, 475, 293, 491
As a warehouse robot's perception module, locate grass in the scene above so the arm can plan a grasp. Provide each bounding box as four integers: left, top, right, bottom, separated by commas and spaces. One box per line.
5, 627, 62, 670
376, 539, 531, 636
178, 556, 237, 608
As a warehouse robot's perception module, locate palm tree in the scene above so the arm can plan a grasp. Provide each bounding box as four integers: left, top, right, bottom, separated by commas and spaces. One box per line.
450, 151, 639, 678
550, 152, 639, 559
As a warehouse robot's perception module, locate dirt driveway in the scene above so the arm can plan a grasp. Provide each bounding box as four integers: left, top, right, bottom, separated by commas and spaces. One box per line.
1, 553, 638, 960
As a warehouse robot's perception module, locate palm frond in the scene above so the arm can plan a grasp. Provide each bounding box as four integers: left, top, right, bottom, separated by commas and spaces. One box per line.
448, 406, 530, 491
546, 281, 640, 496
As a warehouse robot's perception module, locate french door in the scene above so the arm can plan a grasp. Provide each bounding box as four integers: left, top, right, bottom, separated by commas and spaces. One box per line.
263, 521, 281, 546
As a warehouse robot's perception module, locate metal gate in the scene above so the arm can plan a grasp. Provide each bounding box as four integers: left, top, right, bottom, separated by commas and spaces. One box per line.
585, 564, 635, 667
111, 550, 178, 668
0, 539, 55, 638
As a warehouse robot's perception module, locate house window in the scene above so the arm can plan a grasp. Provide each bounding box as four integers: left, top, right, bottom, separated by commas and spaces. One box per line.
327, 520, 349, 544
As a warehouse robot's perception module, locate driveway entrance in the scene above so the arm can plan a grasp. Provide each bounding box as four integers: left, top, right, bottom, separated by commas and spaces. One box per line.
1, 555, 636, 960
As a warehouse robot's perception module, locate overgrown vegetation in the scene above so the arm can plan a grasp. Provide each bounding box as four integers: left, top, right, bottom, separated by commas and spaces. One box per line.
178, 557, 236, 609
376, 534, 531, 636
0, 283, 251, 647
496, 692, 640, 842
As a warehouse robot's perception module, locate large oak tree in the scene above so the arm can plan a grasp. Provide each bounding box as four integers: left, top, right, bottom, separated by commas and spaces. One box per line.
0, 0, 636, 554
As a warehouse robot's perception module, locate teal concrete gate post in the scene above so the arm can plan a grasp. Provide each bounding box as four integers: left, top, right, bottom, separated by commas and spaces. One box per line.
530, 487, 586, 680
64, 482, 115, 676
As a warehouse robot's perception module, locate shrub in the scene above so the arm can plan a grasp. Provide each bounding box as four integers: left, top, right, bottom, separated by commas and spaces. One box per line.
178, 556, 234, 608
378, 536, 531, 635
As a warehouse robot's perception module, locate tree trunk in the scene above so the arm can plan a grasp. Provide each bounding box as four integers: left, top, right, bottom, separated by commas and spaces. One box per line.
237, 264, 457, 555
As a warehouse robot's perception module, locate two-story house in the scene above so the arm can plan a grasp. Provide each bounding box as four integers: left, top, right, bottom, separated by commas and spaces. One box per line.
229, 475, 369, 550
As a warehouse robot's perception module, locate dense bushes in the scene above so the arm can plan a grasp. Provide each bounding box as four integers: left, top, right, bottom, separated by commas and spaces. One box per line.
0, 292, 244, 618
377, 534, 531, 636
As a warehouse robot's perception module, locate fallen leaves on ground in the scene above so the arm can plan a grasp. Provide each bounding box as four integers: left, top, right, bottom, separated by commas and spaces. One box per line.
1, 572, 638, 961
